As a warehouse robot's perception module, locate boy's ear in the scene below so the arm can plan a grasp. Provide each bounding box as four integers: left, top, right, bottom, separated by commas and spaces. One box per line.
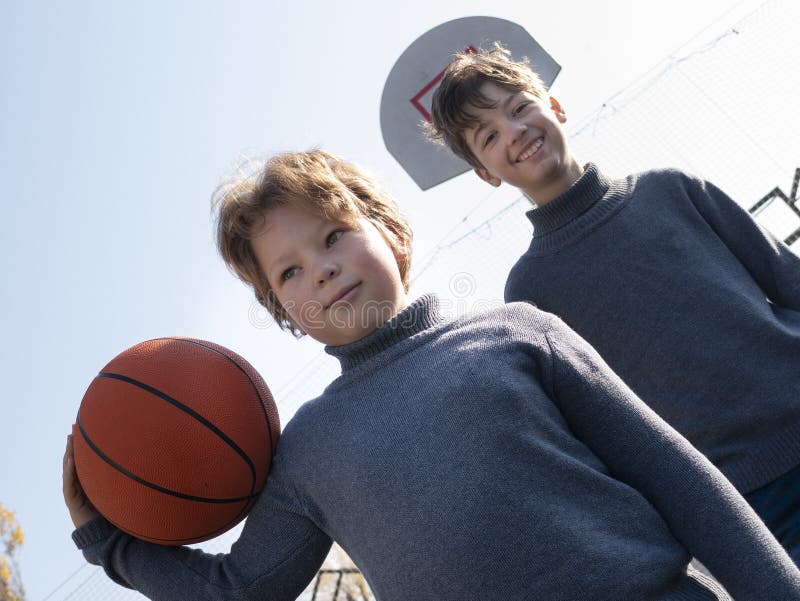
550, 96, 567, 123
473, 167, 502, 188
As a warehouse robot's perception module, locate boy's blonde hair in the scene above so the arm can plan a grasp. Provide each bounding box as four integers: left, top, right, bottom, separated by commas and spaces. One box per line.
213, 150, 413, 336
429, 43, 548, 169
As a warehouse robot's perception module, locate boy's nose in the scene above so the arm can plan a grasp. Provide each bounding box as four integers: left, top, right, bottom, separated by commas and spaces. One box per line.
316, 262, 340, 286
506, 119, 527, 145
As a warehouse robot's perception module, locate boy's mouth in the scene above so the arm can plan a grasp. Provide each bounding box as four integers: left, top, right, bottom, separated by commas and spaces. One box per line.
327, 282, 361, 309
516, 137, 544, 163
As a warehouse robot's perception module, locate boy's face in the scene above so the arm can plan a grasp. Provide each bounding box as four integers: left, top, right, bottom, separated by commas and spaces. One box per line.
252, 205, 408, 346
463, 82, 580, 205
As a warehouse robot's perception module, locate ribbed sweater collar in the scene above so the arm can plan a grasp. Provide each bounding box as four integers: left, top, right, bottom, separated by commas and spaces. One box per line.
522, 164, 633, 254
325, 294, 442, 373
526, 163, 611, 235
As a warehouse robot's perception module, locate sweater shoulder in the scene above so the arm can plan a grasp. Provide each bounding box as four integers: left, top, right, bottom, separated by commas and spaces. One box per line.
627, 166, 702, 193
279, 391, 331, 446
447, 301, 557, 347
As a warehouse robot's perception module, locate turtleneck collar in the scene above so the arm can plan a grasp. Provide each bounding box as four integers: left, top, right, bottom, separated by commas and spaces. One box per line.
325, 294, 443, 373
526, 163, 611, 235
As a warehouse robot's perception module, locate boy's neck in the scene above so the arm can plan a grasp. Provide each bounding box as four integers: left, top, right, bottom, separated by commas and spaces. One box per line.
524, 161, 585, 208
326, 295, 440, 372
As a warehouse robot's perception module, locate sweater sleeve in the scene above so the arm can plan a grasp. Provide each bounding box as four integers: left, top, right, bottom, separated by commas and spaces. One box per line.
687, 174, 800, 309
72, 453, 332, 601
542, 315, 800, 600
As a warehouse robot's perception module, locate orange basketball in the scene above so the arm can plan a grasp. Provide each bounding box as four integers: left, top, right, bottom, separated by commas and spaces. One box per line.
73, 337, 280, 545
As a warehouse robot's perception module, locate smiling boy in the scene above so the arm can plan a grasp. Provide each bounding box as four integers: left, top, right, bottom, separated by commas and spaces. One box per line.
63, 150, 800, 600
464, 82, 581, 204
430, 44, 800, 564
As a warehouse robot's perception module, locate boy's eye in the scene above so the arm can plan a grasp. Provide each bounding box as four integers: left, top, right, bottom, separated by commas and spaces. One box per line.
483, 132, 496, 148
513, 102, 529, 115
280, 267, 298, 282
326, 230, 344, 246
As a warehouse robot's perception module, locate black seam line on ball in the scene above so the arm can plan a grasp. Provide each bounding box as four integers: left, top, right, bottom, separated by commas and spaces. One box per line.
89, 372, 260, 500
160, 337, 276, 456
75, 413, 261, 503
97, 371, 256, 482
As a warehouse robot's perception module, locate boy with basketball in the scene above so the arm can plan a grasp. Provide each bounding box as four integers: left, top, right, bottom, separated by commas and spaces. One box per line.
64, 150, 800, 599
429, 44, 800, 565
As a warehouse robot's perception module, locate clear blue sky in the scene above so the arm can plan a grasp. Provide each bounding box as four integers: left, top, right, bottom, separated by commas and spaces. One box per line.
0, 1, 758, 598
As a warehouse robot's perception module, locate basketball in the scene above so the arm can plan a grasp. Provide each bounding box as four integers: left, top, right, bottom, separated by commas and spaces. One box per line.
72, 337, 280, 545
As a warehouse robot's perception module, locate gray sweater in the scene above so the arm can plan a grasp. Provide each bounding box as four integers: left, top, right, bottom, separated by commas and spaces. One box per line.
73, 297, 800, 600
505, 164, 800, 494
